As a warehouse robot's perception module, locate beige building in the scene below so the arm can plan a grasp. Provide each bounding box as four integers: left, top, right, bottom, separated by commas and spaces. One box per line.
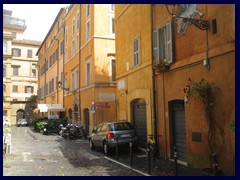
3, 9, 41, 125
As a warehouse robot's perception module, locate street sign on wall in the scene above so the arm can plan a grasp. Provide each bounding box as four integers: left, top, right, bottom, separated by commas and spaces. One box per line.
95, 102, 110, 109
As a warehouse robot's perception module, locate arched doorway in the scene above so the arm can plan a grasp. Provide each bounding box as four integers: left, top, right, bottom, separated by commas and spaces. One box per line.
83, 108, 90, 136
131, 99, 147, 149
169, 100, 187, 161
16, 109, 25, 122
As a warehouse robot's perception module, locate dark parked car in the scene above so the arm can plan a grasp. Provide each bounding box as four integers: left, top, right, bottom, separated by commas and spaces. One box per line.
17, 119, 28, 127
89, 121, 138, 155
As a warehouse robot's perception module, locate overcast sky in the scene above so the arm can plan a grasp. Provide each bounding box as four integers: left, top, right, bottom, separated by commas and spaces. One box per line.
3, 4, 69, 41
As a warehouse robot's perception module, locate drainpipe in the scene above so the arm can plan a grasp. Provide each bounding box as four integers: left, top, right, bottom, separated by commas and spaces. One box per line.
162, 73, 167, 160
151, 4, 159, 155
78, 4, 82, 124
55, 21, 60, 105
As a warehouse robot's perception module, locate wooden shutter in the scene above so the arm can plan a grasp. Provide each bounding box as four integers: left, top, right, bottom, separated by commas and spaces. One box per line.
166, 22, 173, 64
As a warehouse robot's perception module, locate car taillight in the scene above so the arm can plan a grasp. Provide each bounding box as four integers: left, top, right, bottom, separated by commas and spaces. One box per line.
107, 132, 114, 138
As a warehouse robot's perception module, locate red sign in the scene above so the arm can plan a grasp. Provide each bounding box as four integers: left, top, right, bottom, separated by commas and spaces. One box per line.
95, 102, 110, 109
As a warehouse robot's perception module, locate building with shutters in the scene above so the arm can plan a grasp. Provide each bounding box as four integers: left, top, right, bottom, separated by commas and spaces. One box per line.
115, 4, 235, 175
152, 4, 235, 175
3, 9, 41, 125
115, 4, 155, 150
36, 4, 116, 136
36, 7, 68, 118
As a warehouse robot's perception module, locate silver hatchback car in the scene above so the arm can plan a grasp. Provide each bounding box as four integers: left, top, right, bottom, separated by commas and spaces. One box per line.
89, 121, 138, 155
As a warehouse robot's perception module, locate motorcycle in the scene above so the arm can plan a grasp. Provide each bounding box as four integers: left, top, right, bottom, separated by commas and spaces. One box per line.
59, 124, 72, 138
69, 124, 87, 139
43, 122, 48, 135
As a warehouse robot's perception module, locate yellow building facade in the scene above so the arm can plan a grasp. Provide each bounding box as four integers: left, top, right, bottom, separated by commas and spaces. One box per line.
37, 8, 67, 118
115, 4, 155, 149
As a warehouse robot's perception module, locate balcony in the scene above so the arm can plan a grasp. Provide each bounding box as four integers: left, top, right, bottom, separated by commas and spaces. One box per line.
3, 16, 27, 30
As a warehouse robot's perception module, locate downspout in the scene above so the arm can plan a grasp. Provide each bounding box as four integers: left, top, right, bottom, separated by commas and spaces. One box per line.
162, 72, 167, 160
151, 4, 159, 155
78, 4, 82, 124
55, 21, 60, 105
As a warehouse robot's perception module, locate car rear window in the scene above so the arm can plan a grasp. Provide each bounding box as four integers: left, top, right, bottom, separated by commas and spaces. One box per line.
113, 122, 133, 131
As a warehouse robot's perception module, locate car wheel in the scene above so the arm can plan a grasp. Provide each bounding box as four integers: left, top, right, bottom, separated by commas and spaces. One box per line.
89, 139, 95, 150
103, 141, 110, 155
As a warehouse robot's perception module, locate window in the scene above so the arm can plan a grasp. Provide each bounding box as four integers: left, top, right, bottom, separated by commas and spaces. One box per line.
153, 22, 173, 64
12, 48, 21, 57
109, 16, 115, 35
32, 64, 36, 69
133, 37, 140, 67
64, 77, 68, 94
12, 99, 18, 101
27, 49, 33, 58
111, 59, 116, 81
3, 65, 6, 77
60, 40, 64, 55
32, 69, 36, 77
65, 28, 68, 43
76, 35, 79, 51
64, 47, 68, 63
25, 86, 33, 93
3, 84, 6, 92
13, 85, 18, 92
12, 65, 20, 76
71, 71, 75, 90
72, 18, 75, 34
100, 124, 108, 132
77, 12, 80, 29
86, 4, 90, 18
3, 40, 7, 52
71, 40, 75, 56
86, 20, 90, 40
75, 69, 79, 89
110, 4, 115, 12
86, 59, 91, 85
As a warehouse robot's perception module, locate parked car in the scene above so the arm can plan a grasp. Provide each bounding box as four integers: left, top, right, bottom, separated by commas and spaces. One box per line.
89, 121, 138, 155
17, 119, 28, 127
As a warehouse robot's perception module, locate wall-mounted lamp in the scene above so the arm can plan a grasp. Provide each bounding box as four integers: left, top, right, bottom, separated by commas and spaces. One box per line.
166, 4, 209, 31
58, 81, 69, 91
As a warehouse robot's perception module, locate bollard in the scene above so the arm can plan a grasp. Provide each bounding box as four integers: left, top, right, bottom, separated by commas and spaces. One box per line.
211, 153, 218, 176
129, 139, 133, 167
116, 137, 119, 161
173, 146, 178, 176
147, 142, 151, 175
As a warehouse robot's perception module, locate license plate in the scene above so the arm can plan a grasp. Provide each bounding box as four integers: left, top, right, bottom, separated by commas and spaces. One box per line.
120, 134, 130, 138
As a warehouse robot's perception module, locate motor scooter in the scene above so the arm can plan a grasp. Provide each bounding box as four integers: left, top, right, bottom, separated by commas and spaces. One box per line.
59, 124, 71, 138
69, 124, 87, 139
43, 122, 48, 135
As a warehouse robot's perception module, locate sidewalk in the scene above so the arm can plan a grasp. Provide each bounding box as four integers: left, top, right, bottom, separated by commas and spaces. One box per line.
105, 148, 213, 176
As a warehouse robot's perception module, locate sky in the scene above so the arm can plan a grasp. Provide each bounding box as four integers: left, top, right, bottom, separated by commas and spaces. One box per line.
3, 4, 69, 41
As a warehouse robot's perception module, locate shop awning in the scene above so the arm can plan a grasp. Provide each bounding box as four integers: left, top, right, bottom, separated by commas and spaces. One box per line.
38, 104, 65, 112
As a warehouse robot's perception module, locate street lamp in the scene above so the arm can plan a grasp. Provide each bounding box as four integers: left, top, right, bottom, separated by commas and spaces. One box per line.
58, 81, 69, 91
166, 4, 209, 31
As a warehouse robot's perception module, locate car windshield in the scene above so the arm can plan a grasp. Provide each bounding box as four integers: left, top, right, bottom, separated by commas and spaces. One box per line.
113, 122, 133, 131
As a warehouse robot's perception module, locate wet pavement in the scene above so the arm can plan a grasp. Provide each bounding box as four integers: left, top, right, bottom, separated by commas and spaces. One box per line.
3, 126, 141, 176
106, 148, 213, 176
4, 126, 216, 176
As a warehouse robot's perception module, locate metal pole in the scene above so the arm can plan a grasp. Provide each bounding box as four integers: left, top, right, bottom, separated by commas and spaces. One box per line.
129, 139, 133, 167
116, 137, 119, 161
173, 146, 178, 176
147, 142, 151, 175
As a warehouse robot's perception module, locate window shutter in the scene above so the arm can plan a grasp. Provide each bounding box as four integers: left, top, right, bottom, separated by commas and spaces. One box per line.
25, 86, 27, 93
153, 30, 159, 64
166, 22, 173, 64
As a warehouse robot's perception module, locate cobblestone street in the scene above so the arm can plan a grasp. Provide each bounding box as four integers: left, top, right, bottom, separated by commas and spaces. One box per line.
3, 126, 141, 176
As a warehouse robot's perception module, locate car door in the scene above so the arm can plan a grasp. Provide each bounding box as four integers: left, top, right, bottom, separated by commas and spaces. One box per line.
92, 124, 102, 146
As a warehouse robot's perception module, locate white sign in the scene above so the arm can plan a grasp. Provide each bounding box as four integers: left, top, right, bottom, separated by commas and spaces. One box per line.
99, 92, 115, 102
48, 115, 59, 119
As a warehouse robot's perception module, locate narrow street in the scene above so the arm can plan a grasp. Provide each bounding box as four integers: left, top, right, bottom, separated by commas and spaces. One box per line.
3, 126, 141, 176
